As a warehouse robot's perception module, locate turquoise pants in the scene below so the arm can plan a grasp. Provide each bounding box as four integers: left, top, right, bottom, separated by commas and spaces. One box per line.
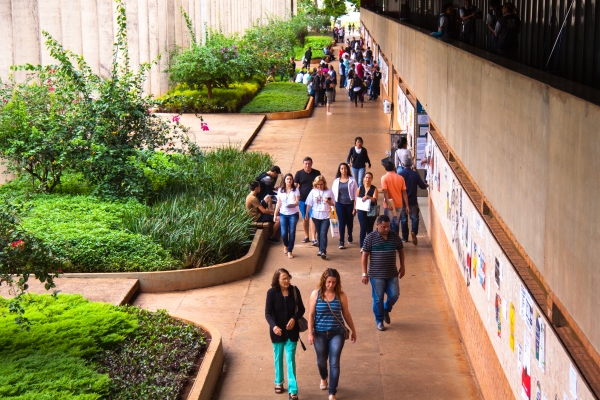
273, 339, 298, 394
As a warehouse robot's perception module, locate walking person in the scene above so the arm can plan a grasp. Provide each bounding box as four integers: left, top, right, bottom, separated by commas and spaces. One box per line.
265, 268, 305, 399
274, 173, 301, 259
332, 163, 358, 249
346, 136, 371, 186
361, 215, 406, 331
356, 172, 379, 250
398, 155, 428, 246
325, 74, 334, 115
352, 75, 365, 108
381, 161, 409, 235
394, 137, 411, 174
295, 157, 321, 246
305, 176, 335, 259
369, 66, 381, 100
307, 268, 357, 400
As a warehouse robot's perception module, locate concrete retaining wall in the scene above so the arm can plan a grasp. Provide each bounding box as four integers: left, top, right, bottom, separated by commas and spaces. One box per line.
361, 8, 600, 358
64, 228, 266, 292
0, 0, 296, 96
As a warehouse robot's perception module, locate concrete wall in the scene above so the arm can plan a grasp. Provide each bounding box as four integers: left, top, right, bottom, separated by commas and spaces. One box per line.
0, 0, 295, 96
361, 8, 600, 357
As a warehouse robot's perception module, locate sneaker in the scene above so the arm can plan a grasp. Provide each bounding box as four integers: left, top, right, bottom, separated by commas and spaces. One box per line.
402, 238, 409, 243
268, 237, 280, 244
384, 311, 390, 324
311, 240, 318, 247
347, 234, 353, 243
321, 253, 327, 259
339, 243, 345, 249
411, 232, 418, 246
301, 237, 310, 243
317, 252, 322, 257
376, 322, 386, 331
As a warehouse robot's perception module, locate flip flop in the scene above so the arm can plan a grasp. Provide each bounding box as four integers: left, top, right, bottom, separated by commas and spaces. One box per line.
275, 385, 284, 394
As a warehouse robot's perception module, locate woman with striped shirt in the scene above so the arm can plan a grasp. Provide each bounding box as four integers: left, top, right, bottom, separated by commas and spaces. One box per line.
307, 268, 357, 400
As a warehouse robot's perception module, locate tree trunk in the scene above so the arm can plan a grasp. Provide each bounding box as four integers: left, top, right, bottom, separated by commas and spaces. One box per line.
206, 81, 213, 99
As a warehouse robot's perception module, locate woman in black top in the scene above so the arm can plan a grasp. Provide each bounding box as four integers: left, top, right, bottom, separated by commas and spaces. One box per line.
355, 172, 379, 249
265, 268, 305, 399
346, 136, 371, 187
370, 66, 382, 100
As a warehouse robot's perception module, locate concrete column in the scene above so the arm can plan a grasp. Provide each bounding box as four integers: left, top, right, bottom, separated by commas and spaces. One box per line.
158, 0, 170, 94
125, 0, 140, 70
137, 0, 150, 93
59, 0, 83, 56
147, 0, 160, 95
11, 0, 41, 75
81, 0, 101, 74
96, 0, 114, 78
0, 0, 15, 81
37, 1, 62, 67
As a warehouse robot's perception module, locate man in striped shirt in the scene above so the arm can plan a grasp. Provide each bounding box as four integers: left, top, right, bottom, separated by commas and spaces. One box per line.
361, 215, 406, 331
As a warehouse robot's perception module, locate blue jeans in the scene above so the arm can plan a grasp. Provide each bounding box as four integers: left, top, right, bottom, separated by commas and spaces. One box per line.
273, 339, 298, 394
357, 210, 376, 248
312, 218, 330, 254
280, 212, 299, 253
384, 207, 404, 235
335, 202, 354, 245
399, 204, 420, 241
370, 276, 400, 324
313, 329, 346, 395
351, 167, 365, 186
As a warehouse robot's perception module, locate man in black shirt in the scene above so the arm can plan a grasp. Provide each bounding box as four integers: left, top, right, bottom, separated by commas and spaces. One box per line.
294, 157, 321, 245
459, 0, 479, 45
495, 2, 520, 60
303, 47, 312, 69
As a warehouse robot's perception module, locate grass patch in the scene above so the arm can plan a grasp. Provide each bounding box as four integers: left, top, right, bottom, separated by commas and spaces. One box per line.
0, 294, 205, 399
240, 83, 308, 114
293, 36, 333, 60
155, 79, 263, 113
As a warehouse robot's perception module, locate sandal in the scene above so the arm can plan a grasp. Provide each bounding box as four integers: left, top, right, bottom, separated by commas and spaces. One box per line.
301, 237, 310, 243
288, 253, 294, 259
289, 394, 299, 400
275, 385, 284, 394
320, 379, 328, 390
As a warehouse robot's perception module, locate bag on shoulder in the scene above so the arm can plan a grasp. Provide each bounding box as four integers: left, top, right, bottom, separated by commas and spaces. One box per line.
293, 286, 308, 332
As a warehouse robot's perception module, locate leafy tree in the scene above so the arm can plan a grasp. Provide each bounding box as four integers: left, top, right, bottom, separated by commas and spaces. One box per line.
168, 10, 256, 98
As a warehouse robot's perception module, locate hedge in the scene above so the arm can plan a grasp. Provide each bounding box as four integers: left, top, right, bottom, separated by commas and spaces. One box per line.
240, 83, 309, 113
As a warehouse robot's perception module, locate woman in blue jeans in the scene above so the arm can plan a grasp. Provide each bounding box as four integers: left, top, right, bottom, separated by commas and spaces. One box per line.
274, 173, 300, 259
346, 136, 371, 186
305, 176, 335, 259
355, 172, 379, 250
307, 268, 357, 400
331, 163, 358, 249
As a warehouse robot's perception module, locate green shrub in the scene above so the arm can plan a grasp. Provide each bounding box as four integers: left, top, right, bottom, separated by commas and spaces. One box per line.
294, 35, 333, 60
19, 195, 177, 273
0, 294, 206, 400
156, 80, 263, 113
123, 147, 273, 268
241, 83, 308, 113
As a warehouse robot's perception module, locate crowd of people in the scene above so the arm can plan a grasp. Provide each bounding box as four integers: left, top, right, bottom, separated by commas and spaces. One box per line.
432, 0, 521, 60
295, 36, 382, 115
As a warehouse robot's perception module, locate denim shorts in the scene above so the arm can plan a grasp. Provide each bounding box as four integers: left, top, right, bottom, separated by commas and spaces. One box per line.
299, 201, 313, 219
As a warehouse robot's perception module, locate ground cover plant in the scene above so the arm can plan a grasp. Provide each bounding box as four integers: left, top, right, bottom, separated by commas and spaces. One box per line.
156, 79, 262, 113
294, 35, 334, 61
240, 83, 309, 113
0, 294, 206, 399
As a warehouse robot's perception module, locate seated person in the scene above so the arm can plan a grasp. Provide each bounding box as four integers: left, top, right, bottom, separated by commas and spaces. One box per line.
255, 166, 282, 204
246, 181, 280, 244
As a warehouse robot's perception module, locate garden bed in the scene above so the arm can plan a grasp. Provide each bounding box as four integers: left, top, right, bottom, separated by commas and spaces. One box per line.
0, 294, 207, 399
240, 83, 309, 114
294, 35, 334, 61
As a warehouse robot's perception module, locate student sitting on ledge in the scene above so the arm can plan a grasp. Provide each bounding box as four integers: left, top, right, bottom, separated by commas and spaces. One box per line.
246, 181, 280, 244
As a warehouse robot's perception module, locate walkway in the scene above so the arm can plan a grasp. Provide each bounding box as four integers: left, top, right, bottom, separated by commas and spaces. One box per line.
134, 75, 482, 398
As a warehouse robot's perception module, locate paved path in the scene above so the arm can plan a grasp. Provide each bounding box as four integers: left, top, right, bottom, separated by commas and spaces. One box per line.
135, 75, 482, 398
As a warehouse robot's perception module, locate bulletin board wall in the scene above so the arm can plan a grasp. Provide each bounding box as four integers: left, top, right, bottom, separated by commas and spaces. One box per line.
426, 136, 594, 400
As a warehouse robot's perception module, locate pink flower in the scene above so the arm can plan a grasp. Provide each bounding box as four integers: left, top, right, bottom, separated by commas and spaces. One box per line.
48, 87, 55, 92
200, 122, 209, 131
10, 240, 25, 250
172, 115, 180, 123
2, 99, 6, 103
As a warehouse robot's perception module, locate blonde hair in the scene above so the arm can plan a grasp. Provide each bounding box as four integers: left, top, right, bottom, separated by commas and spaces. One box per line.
312, 175, 328, 190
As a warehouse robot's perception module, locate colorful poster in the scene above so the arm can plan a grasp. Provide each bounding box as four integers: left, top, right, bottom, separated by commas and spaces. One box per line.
510, 302, 516, 352
478, 251, 486, 290
539, 317, 546, 372
379, 55, 388, 93
396, 85, 414, 135
535, 381, 542, 400
495, 257, 502, 289
522, 333, 532, 399
520, 284, 534, 332
495, 294, 502, 337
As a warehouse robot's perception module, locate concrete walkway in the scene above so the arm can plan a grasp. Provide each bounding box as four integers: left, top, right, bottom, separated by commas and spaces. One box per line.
134, 80, 482, 398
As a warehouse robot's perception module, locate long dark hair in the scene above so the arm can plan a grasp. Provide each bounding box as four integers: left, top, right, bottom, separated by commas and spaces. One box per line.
280, 173, 295, 193
335, 162, 353, 179
271, 268, 291, 291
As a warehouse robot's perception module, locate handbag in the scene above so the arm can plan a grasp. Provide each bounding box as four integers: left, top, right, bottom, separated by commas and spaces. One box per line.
293, 286, 308, 351
329, 208, 340, 238
367, 204, 380, 217
324, 296, 351, 340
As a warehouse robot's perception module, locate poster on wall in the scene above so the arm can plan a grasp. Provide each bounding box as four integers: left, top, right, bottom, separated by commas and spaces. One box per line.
520, 285, 534, 332
379, 55, 388, 94
522, 333, 532, 399
536, 314, 546, 372
396, 86, 415, 138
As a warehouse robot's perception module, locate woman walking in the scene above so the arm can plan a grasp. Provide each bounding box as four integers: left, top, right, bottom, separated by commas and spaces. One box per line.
356, 172, 379, 250
265, 268, 305, 399
346, 136, 371, 186
331, 163, 358, 249
307, 268, 357, 400
352, 75, 365, 108
394, 137, 411, 173
305, 176, 335, 259
274, 173, 301, 259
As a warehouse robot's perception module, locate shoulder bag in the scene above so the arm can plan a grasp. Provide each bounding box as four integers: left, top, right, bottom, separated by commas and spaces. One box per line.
325, 296, 351, 340
293, 286, 308, 332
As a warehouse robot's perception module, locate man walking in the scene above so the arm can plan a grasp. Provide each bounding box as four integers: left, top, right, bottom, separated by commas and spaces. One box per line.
398, 155, 428, 245
294, 157, 321, 245
361, 215, 406, 331
381, 161, 409, 235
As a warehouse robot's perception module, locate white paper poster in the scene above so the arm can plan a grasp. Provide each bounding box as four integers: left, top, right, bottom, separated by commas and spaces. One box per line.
520, 284, 534, 332
569, 364, 578, 399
